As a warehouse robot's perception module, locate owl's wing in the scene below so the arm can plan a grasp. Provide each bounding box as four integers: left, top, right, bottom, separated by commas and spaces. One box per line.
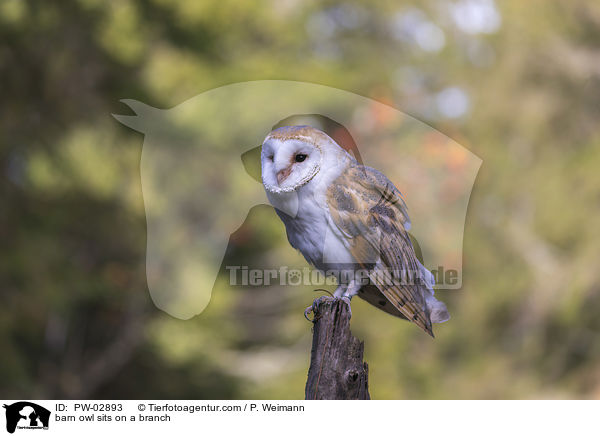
326, 164, 435, 336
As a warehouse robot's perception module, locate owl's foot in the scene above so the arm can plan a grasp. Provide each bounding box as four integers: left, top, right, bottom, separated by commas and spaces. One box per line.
304, 290, 335, 322
304, 295, 334, 322
304, 295, 353, 322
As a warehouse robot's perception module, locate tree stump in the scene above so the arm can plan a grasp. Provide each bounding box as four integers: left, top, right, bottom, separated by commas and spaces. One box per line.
305, 297, 370, 400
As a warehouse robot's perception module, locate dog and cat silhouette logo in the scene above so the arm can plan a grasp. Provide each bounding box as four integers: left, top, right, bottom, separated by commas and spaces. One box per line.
3, 402, 50, 433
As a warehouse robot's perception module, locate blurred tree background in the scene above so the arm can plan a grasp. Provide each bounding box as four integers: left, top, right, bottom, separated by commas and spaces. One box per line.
1, 0, 600, 399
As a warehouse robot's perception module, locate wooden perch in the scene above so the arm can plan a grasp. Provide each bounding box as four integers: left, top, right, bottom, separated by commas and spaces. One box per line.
305, 296, 370, 400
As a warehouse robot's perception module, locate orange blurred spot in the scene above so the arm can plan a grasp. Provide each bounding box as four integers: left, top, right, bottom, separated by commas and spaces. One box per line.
423, 132, 445, 158
447, 145, 467, 170
368, 90, 396, 127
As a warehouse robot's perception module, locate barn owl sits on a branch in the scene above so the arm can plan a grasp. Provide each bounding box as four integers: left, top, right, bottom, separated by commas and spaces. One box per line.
261, 125, 449, 337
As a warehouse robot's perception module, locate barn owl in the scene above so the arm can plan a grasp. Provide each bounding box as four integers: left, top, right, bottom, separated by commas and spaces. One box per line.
261, 125, 449, 336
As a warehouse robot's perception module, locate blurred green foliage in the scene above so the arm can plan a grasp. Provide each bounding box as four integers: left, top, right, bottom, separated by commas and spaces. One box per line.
1, 0, 600, 399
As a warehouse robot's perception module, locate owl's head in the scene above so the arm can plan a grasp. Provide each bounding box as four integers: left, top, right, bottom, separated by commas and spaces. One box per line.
261, 125, 346, 193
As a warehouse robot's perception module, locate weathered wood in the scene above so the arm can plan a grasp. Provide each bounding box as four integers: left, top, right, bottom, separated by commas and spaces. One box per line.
305, 297, 370, 400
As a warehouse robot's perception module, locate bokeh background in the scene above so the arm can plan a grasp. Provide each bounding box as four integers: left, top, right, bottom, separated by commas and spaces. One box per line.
2, 0, 600, 399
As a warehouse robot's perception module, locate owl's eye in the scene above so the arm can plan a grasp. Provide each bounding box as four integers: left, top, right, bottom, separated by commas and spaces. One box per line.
295, 153, 307, 163
268, 155, 274, 161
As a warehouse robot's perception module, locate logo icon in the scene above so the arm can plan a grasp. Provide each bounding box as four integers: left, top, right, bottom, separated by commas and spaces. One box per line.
3, 402, 50, 434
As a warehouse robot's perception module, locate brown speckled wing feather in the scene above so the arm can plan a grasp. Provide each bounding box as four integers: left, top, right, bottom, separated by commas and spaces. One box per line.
327, 164, 434, 336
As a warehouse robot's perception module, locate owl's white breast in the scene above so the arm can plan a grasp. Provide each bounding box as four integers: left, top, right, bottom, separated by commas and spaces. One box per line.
271, 156, 356, 276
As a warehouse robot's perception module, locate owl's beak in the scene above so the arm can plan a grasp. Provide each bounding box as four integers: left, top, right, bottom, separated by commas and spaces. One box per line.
277, 166, 292, 184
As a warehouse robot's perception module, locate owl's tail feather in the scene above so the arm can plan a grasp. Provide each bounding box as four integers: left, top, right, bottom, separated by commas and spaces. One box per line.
425, 294, 450, 323
419, 261, 450, 324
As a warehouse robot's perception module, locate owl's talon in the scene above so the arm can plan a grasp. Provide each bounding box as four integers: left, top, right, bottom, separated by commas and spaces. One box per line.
304, 297, 320, 322
305, 295, 335, 322
313, 288, 334, 298
304, 305, 315, 322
